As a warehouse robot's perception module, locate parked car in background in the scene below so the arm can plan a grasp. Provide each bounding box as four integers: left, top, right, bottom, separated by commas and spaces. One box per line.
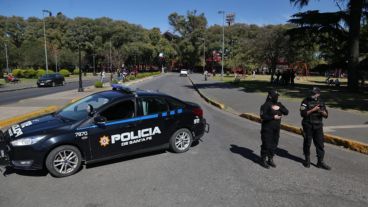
37, 73, 65, 87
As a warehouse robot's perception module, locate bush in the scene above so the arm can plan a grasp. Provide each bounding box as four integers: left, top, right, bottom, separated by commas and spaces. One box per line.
23, 69, 37, 78
94, 81, 103, 88
37, 69, 46, 77
73, 68, 80, 75
59, 69, 71, 77
12, 69, 23, 78
128, 76, 136, 81
111, 79, 118, 84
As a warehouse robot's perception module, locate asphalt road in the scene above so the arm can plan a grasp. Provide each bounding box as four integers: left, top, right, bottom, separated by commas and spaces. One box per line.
0, 80, 96, 106
0, 73, 367, 207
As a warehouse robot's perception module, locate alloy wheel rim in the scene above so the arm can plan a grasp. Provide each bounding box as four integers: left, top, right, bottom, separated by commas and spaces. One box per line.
175, 132, 190, 150
53, 150, 78, 174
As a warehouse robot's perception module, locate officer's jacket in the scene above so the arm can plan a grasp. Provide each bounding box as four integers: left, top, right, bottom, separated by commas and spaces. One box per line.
260, 101, 289, 125
300, 97, 328, 125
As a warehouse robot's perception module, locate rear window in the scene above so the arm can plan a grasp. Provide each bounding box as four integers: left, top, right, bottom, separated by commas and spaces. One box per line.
166, 98, 186, 110
138, 97, 169, 116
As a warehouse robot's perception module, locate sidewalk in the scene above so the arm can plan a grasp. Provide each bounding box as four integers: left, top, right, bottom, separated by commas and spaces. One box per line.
0, 75, 99, 92
189, 73, 368, 145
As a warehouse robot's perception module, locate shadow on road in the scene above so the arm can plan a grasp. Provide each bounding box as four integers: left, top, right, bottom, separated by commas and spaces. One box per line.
229, 144, 260, 164
229, 144, 305, 167
2, 167, 48, 177
86, 150, 166, 169
275, 148, 304, 165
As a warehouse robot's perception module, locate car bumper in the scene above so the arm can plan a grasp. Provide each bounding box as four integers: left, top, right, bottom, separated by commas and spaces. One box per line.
37, 82, 52, 87
0, 132, 44, 170
193, 118, 209, 140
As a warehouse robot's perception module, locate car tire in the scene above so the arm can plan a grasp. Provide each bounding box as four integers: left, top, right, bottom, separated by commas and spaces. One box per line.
52, 82, 56, 87
169, 128, 193, 153
45, 145, 82, 178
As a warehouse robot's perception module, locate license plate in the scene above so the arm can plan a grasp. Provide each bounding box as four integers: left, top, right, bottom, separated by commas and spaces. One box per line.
40, 83, 44, 85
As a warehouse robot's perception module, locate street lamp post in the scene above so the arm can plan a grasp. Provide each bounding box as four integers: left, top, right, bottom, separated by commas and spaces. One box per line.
218, 11, 225, 80
159, 52, 164, 73
4, 42, 9, 73
42, 10, 51, 75
92, 54, 96, 76
78, 44, 84, 92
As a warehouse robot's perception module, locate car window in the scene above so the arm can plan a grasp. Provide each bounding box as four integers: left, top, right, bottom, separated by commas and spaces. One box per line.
100, 100, 135, 121
57, 94, 110, 121
166, 98, 186, 110
138, 97, 169, 116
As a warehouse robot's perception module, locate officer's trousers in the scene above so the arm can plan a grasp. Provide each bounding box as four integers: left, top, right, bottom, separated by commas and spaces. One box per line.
302, 123, 325, 160
261, 124, 280, 157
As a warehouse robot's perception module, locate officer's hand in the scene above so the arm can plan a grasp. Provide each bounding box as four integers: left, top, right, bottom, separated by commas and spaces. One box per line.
272, 105, 280, 111
274, 115, 282, 120
312, 105, 320, 112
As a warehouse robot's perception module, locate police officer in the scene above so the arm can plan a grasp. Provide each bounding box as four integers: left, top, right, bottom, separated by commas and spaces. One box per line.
260, 90, 289, 168
300, 87, 331, 170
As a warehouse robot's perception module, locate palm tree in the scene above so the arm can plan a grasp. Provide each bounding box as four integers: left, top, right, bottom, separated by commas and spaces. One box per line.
291, 0, 364, 91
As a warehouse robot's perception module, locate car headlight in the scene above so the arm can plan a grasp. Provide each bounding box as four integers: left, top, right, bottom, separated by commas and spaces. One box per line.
11, 135, 46, 146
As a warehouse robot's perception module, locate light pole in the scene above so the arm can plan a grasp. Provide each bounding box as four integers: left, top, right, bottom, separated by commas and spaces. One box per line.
42, 10, 51, 74
78, 44, 83, 92
92, 54, 96, 76
4, 41, 9, 74
218, 11, 225, 80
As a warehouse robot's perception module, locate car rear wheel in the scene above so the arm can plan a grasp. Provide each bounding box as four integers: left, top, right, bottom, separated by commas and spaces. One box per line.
45, 145, 82, 178
170, 128, 193, 153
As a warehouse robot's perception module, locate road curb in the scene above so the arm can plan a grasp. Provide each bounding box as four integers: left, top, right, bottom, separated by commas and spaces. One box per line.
0, 74, 161, 130
187, 76, 225, 110
0, 105, 60, 129
188, 75, 368, 155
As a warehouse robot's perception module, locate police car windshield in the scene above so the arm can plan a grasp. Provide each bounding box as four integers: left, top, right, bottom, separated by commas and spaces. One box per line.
57, 94, 110, 121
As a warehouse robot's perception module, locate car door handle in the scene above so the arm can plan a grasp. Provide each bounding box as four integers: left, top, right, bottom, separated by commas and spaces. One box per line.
121, 124, 135, 128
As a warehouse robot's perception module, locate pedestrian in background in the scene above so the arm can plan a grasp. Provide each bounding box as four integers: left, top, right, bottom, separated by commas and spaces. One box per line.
260, 90, 289, 169
300, 87, 331, 170
100, 70, 105, 82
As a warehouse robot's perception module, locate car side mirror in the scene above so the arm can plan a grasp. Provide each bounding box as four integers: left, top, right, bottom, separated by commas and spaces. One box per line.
94, 116, 106, 126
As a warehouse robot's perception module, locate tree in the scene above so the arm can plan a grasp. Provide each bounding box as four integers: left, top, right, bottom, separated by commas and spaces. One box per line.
290, 0, 366, 91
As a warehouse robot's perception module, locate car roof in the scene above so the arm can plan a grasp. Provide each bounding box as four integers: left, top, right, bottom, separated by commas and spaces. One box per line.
95, 89, 170, 100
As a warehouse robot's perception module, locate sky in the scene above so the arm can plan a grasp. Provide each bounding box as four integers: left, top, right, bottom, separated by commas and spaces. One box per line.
0, 0, 340, 32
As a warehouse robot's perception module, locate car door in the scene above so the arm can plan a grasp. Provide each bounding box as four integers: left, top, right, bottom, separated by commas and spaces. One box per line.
88, 98, 138, 160
135, 96, 171, 150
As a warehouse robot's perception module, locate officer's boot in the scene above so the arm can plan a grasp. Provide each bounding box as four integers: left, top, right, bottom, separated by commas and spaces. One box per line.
317, 158, 331, 170
260, 155, 270, 169
267, 156, 276, 168
304, 155, 310, 168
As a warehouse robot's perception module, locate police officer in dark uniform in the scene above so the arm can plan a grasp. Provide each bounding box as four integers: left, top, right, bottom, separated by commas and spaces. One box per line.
300, 87, 331, 170
260, 90, 289, 169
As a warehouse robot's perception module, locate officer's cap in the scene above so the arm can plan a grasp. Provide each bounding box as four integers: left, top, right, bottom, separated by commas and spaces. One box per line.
268, 89, 279, 97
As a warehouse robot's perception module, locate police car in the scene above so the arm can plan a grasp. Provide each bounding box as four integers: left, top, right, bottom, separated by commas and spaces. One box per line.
0, 85, 209, 177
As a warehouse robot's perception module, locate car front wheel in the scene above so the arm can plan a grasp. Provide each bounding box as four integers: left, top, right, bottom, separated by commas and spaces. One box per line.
45, 145, 82, 177
169, 128, 193, 153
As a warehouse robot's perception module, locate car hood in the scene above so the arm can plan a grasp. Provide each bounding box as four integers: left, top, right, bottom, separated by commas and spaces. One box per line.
6, 114, 73, 140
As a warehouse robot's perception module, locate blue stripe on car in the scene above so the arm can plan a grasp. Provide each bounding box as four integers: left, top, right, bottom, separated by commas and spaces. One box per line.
77, 108, 183, 130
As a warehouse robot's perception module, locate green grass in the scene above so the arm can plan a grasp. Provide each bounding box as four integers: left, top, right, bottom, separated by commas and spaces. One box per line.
213, 74, 368, 114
